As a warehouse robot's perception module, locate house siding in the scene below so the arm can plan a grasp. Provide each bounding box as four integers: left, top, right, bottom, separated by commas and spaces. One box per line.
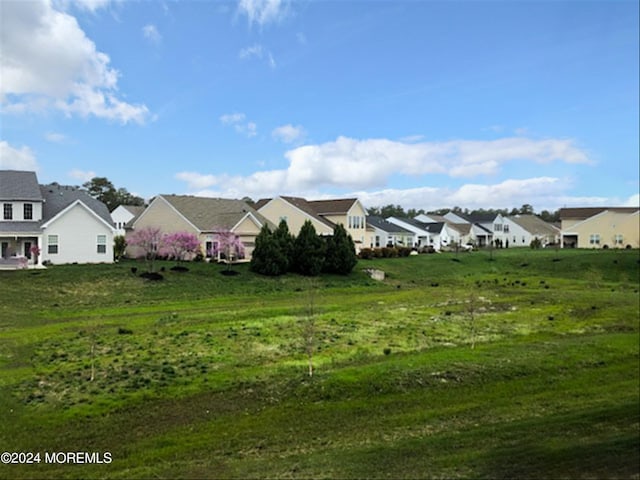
258, 197, 333, 236
566, 210, 640, 249
41, 204, 114, 264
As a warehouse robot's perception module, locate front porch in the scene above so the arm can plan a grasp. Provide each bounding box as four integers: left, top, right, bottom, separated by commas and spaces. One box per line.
0, 235, 43, 269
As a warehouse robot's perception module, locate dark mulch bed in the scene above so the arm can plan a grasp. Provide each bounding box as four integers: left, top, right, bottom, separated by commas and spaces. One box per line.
220, 270, 240, 276
170, 266, 189, 272
140, 272, 164, 281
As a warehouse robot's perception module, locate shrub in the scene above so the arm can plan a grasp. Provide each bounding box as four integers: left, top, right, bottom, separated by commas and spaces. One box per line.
292, 220, 326, 276
530, 237, 543, 249
359, 248, 374, 260
323, 224, 357, 275
397, 246, 412, 257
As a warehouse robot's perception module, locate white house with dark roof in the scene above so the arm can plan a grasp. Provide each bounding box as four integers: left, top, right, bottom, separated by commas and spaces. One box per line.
366, 215, 414, 248
0, 170, 115, 267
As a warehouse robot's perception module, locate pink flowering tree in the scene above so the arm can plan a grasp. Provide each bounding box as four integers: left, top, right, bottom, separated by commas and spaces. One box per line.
29, 245, 41, 265
162, 232, 200, 265
210, 227, 245, 272
128, 226, 164, 272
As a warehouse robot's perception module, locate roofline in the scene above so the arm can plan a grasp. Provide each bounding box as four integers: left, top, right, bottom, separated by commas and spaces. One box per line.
268, 196, 335, 230
133, 195, 201, 233
41, 199, 116, 232
230, 211, 263, 232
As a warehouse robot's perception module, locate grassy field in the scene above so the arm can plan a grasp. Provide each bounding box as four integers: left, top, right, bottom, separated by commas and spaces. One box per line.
0, 248, 638, 479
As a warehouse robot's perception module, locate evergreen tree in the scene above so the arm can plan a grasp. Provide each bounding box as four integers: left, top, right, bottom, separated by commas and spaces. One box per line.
273, 219, 294, 273
292, 220, 325, 276
323, 223, 357, 274
250, 225, 285, 276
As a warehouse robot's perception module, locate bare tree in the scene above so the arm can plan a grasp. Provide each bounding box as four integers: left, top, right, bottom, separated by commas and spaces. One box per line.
300, 282, 318, 377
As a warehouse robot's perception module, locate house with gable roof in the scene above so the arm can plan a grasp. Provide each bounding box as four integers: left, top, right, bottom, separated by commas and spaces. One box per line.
112, 204, 146, 236
127, 194, 272, 261
503, 214, 560, 247
255, 196, 368, 251
366, 215, 414, 248
442, 211, 494, 247
559, 207, 639, 249
0, 170, 115, 267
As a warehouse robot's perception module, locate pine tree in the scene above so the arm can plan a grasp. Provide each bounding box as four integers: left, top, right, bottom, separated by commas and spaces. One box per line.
323, 223, 357, 274
273, 219, 294, 273
250, 225, 282, 276
292, 220, 325, 276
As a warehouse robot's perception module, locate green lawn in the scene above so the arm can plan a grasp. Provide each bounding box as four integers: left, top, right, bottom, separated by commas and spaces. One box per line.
0, 248, 638, 479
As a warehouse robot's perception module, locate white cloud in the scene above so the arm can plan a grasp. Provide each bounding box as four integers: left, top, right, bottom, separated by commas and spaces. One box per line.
142, 24, 162, 44
239, 43, 276, 69
272, 124, 305, 143
220, 112, 257, 137
68, 169, 97, 182
0, 141, 39, 171
175, 134, 596, 209
0, 0, 149, 124
623, 193, 640, 208
237, 0, 287, 27
220, 112, 246, 125
44, 132, 68, 143
66, 0, 113, 12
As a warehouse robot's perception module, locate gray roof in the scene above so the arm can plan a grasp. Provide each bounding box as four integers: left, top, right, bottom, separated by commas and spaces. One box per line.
0, 170, 43, 201
121, 205, 146, 216
367, 215, 413, 234
0, 222, 42, 234
40, 184, 113, 226
508, 215, 559, 236
160, 195, 273, 231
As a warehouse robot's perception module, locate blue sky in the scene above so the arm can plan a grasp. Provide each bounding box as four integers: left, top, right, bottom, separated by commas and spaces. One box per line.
1, 0, 638, 212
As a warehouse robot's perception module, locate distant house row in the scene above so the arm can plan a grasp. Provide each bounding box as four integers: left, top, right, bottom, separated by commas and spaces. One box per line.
1, 170, 638, 267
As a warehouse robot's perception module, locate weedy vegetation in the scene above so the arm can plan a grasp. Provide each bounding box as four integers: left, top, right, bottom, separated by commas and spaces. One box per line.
0, 249, 638, 479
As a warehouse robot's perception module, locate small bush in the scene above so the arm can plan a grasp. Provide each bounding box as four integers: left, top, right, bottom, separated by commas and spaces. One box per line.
383, 347, 392, 356
117, 327, 133, 335
359, 248, 374, 260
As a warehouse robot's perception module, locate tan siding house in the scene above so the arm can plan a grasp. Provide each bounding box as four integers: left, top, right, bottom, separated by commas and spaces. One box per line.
560, 207, 639, 248
256, 197, 334, 236
128, 195, 271, 260
256, 196, 367, 251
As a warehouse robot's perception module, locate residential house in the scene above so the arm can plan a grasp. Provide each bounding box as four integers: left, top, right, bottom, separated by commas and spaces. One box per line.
366, 215, 414, 248
127, 194, 271, 260
255, 196, 368, 251
442, 212, 493, 247
0, 170, 115, 267
559, 207, 639, 249
111, 204, 145, 236
414, 213, 473, 246
504, 215, 560, 247
386, 217, 432, 249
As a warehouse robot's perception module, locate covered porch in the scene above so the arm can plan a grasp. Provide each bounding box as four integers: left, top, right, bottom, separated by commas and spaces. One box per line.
0, 233, 43, 269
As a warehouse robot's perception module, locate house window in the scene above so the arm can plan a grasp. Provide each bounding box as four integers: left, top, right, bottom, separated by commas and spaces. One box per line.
97, 235, 107, 254
503, 224, 509, 233
3, 203, 13, 220
615, 234, 624, 245
48, 235, 59, 254
522, 236, 526, 243
589, 234, 600, 245
494, 224, 502, 232
375, 235, 380, 247
24, 203, 33, 220
513, 236, 516, 243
